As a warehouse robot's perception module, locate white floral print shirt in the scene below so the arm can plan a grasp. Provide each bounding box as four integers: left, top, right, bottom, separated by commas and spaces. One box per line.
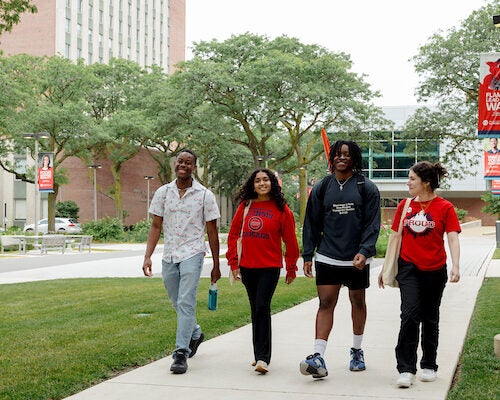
149, 179, 220, 263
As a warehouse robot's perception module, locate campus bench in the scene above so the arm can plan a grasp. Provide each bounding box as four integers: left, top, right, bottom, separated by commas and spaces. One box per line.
0, 236, 26, 254
40, 235, 67, 254
71, 235, 93, 252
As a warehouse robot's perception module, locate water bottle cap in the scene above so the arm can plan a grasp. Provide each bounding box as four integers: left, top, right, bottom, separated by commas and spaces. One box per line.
210, 283, 217, 290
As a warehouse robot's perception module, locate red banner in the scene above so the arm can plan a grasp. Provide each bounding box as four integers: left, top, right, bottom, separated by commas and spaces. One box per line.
478, 53, 500, 137
38, 152, 54, 192
492, 180, 500, 196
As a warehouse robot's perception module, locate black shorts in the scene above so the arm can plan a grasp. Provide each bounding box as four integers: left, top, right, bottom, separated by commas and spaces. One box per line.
315, 261, 370, 290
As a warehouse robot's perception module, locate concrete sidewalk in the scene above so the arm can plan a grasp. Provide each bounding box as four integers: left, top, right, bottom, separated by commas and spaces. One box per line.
0, 225, 495, 400
60, 226, 495, 400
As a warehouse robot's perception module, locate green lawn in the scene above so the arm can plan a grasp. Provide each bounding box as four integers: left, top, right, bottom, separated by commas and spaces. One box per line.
0, 277, 316, 400
0, 275, 497, 400
447, 277, 500, 400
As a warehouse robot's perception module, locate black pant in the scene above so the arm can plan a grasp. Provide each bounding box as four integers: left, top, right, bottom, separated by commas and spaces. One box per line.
240, 267, 280, 364
395, 258, 447, 374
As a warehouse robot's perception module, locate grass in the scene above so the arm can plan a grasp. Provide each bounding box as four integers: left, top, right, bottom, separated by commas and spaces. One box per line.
0, 277, 317, 400
447, 277, 500, 400
1, 264, 497, 400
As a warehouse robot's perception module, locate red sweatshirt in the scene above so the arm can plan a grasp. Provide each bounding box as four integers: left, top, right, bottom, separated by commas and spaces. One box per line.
226, 200, 299, 276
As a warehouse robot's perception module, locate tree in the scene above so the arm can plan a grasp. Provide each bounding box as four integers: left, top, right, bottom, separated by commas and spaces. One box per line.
0, 55, 98, 232
0, 0, 36, 36
86, 59, 166, 222
404, 0, 500, 178
172, 33, 388, 223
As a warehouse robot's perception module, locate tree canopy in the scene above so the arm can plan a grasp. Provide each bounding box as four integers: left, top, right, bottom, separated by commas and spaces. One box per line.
0, 0, 36, 35
169, 33, 389, 221
404, 0, 500, 178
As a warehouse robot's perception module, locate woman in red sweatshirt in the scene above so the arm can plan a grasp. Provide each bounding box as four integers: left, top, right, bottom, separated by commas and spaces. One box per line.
226, 168, 299, 374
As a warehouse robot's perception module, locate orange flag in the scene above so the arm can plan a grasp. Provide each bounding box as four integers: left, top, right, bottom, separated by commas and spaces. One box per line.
321, 128, 331, 170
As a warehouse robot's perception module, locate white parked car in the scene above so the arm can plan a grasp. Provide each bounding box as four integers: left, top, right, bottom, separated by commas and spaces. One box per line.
23, 218, 82, 234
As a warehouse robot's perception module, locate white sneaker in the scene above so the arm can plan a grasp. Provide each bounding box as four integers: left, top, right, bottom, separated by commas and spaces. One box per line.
397, 372, 416, 388
255, 360, 269, 374
421, 368, 437, 382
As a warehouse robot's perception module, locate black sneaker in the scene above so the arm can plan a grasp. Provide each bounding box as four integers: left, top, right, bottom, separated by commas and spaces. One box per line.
170, 350, 188, 374
188, 332, 205, 358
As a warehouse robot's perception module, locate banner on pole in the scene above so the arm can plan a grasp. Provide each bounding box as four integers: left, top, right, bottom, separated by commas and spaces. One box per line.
38, 152, 54, 192
478, 52, 500, 137
492, 180, 500, 196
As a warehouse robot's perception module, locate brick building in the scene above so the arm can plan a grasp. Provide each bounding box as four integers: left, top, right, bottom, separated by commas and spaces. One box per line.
0, 0, 185, 228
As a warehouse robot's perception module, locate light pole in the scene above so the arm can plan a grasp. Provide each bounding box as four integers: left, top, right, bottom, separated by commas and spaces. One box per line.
144, 176, 155, 222
256, 154, 276, 168
88, 164, 102, 221
23, 132, 50, 237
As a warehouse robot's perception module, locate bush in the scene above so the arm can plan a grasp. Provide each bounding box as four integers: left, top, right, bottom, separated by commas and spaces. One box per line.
376, 223, 392, 258
481, 192, 500, 219
56, 200, 80, 220
123, 219, 152, 242
455, 207, 468, 222
81, 217, 124, 241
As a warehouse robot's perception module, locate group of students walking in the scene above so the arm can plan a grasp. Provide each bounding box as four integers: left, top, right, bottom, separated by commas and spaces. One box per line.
142, 140, 461, 389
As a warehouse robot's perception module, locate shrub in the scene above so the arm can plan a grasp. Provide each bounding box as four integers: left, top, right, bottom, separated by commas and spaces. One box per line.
455, 207, 468, 222
376, 223, 392, 258
481, 192, 500, 219
124, 219, 152, 242
56, 200, 80, 220
81, 217, 124, 241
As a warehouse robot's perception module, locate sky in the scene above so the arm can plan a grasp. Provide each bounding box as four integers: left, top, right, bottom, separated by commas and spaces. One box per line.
185, 0, 489, 107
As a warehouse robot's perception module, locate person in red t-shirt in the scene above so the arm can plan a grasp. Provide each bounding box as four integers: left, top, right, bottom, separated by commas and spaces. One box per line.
226, 168, 299, 374
378, 161, 461, 388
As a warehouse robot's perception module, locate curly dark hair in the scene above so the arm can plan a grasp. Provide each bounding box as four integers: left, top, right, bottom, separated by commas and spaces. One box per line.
411, 161, 448, 190
235, 169, 287, 211
328, 140, 364, 174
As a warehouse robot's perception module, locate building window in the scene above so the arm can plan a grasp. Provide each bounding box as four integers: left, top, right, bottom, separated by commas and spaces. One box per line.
360, 132, 439, 180
14, 199, 27, 220
65, 44, 70, 58
65, 18, 71, 33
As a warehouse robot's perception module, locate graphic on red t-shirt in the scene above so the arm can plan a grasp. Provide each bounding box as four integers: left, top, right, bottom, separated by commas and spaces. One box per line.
405, 210, 436, 237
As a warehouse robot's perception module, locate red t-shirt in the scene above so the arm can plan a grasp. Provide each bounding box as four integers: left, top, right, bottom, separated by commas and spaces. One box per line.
226, 200, 299, 275
391, 196, 461, 271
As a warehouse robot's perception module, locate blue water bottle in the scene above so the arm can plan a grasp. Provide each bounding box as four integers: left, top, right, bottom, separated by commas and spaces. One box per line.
208, 283, 218, 311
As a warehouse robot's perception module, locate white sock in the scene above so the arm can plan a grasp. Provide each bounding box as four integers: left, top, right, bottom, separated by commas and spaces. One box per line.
314, 339, 327, 356
353, 334, 363, 349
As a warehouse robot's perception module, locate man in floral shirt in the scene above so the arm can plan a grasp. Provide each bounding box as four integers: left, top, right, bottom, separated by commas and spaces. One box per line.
142, 149, 221, 374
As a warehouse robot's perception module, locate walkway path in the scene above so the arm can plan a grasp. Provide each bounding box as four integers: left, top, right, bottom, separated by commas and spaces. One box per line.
0, 225, 497, 400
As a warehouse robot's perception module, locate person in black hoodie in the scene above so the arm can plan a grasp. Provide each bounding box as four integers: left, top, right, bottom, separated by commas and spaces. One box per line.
299, 140, 381, 379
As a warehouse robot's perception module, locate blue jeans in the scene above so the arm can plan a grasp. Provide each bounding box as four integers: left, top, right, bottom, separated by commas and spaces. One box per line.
162, 253, 204, 355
